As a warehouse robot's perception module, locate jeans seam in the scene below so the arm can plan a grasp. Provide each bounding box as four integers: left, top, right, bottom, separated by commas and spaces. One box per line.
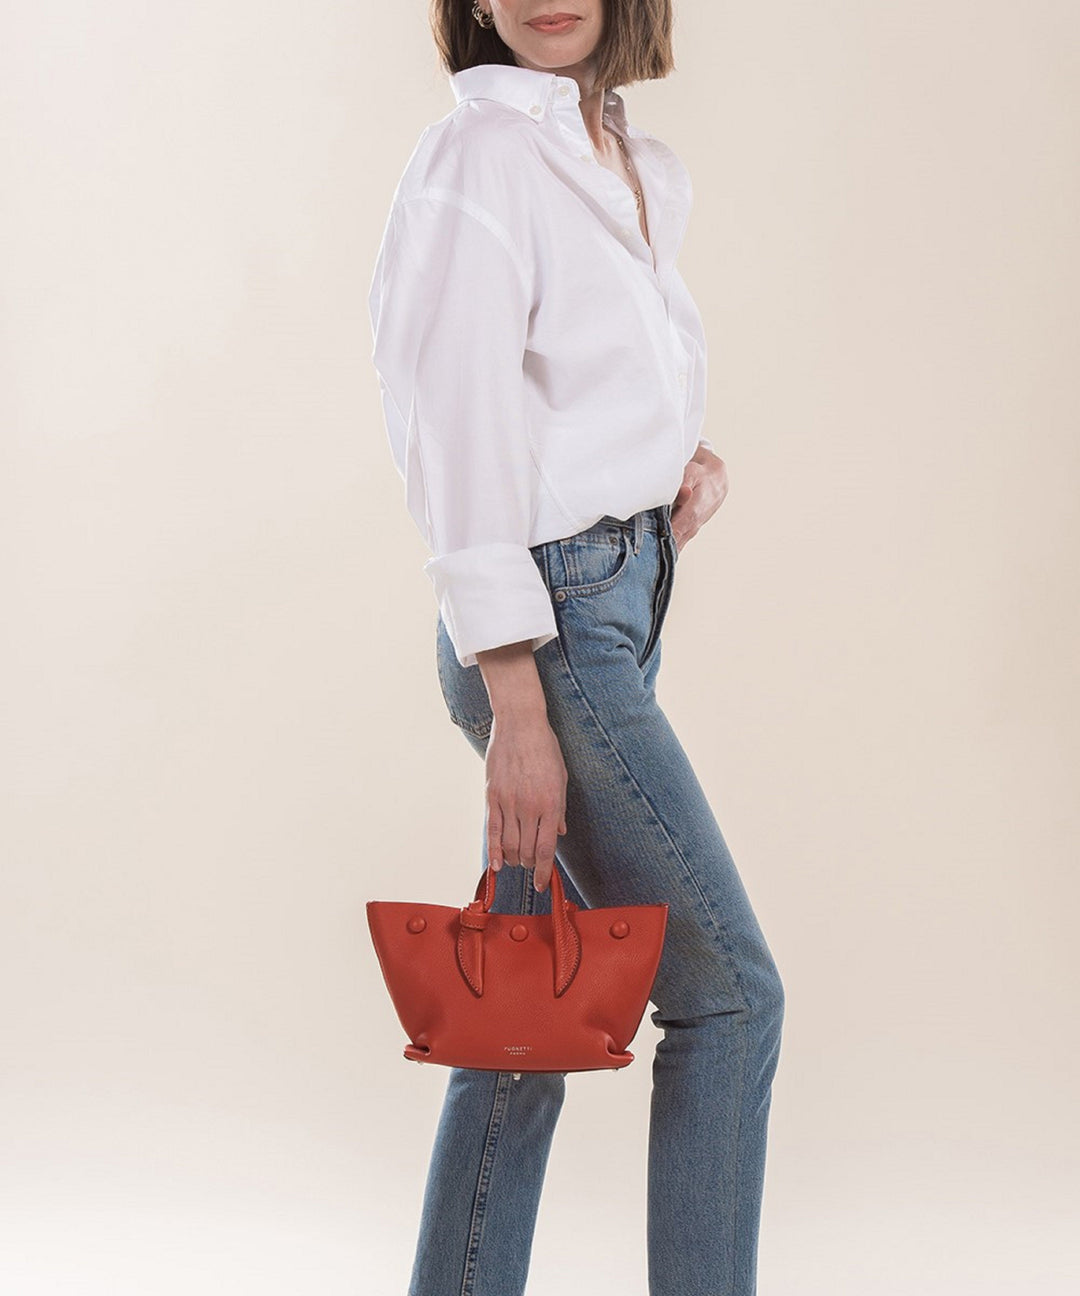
729, 1025, 750, 1294
460, 1072, 512, 1296
550, 632, 751, 1014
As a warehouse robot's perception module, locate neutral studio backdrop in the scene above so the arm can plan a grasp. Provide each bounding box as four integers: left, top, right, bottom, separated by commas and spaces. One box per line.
2, 2, 1078, 1293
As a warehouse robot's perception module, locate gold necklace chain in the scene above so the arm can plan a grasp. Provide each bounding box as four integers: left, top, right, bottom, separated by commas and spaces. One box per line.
604, 125, 643, 211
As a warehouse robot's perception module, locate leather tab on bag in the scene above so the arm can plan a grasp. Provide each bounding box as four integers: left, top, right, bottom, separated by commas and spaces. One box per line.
459, 903, 490, 931
456, 904, 489, 997
552, 902, 582, 997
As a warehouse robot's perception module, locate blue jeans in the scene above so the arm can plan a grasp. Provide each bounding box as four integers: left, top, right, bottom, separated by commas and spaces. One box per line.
410, 503, 785, 1296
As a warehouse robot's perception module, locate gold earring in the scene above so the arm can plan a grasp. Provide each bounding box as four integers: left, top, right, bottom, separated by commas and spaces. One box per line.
471, 2, 495, 28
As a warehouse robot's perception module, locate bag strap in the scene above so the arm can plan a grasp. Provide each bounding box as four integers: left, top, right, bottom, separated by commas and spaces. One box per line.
457, 864, 582, 998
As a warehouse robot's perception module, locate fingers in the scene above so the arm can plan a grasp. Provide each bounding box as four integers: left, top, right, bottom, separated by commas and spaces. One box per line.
487, 795, 527, 872
487, 802, 566, 892
533, 822, 559, 893
519, 804, 563, 893
486, 799, 505, 872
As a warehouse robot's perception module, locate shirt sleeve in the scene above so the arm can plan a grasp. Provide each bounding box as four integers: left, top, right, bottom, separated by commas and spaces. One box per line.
368, 192, 558, 670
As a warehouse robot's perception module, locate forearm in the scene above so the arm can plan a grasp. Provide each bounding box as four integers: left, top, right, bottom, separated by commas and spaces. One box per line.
476, 640, 549, 725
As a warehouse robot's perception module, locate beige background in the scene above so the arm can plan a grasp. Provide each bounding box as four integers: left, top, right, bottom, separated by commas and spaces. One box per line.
3, 2, 1078, 1293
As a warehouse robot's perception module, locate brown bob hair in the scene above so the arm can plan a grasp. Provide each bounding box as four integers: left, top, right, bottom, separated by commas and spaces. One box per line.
429, 0, 675, 93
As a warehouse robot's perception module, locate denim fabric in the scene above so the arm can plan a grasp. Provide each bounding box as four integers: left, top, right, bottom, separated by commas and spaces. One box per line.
409, 502, 785, 1296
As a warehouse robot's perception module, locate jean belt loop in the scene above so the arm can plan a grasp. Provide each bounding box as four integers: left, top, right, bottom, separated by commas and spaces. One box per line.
633, 509, 643, 555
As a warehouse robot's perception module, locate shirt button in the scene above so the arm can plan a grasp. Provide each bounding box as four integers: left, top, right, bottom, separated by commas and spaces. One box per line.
579, 151, 591, 161
529, 103, 541, 115
558, 85, 570, 97
677, 371, 688, 387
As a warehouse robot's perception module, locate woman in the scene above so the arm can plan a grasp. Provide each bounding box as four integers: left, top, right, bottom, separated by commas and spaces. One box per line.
368, 3, 785, 1294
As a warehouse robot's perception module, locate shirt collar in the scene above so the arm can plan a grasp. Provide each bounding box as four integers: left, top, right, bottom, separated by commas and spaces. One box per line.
449, 62, 637, 137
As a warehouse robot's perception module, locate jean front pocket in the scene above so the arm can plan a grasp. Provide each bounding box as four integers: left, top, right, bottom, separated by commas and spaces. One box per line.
551, 525, 633, 599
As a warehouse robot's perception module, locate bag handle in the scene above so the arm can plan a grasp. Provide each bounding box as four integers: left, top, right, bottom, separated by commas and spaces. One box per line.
456, 863, 582, 999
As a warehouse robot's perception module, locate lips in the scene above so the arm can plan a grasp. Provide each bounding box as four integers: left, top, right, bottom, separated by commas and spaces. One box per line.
527, 14, 581, 28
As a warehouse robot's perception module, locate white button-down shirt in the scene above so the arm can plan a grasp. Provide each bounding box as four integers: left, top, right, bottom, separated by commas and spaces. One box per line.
368, 62, 713, 668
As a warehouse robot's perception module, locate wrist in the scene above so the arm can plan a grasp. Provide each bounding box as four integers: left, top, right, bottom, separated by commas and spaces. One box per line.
491, 698, 550, 729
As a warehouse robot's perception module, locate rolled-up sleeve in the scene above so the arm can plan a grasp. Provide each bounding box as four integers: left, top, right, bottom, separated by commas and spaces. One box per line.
368, 191, 558, 669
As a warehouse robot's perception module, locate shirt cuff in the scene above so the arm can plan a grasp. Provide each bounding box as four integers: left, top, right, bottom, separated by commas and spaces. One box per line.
696, 436, 716, 453
424, 542, 559, 669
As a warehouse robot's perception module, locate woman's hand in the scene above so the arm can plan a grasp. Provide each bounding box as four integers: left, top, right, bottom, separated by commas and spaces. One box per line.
483, 713, 567, 893
669, 443, 729, 554
475, 641, 567, 893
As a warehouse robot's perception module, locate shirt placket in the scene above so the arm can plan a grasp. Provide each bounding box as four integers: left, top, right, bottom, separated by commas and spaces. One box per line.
546, 87, 694, 393
547, 89, 666, 278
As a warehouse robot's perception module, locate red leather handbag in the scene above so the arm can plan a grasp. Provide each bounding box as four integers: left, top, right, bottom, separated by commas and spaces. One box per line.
367, 863, 668, 1073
